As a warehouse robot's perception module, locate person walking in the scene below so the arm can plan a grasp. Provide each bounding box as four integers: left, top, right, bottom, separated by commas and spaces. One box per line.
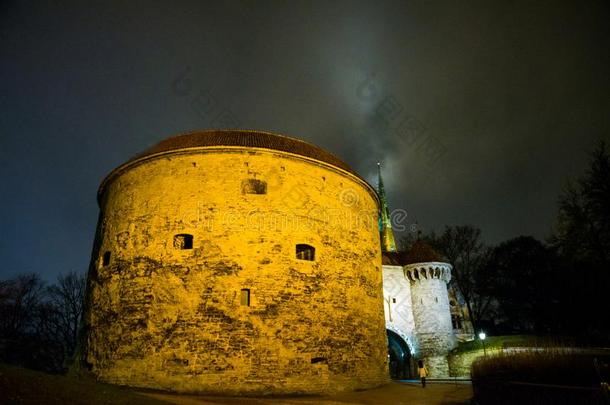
418, 359, 428, 388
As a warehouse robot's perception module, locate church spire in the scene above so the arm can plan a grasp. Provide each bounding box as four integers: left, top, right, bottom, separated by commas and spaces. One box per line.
377, 162, 397, 252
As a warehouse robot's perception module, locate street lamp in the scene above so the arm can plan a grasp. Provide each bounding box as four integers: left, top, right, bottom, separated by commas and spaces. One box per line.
479, 332, 487, 356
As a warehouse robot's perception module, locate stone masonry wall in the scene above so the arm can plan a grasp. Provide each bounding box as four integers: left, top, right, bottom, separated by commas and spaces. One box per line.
81, 147, 389, 394
447, 348, 500, 377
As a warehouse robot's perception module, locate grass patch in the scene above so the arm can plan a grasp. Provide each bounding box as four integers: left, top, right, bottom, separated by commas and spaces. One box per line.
0, 363, 168, 404
451, 335, 535, 354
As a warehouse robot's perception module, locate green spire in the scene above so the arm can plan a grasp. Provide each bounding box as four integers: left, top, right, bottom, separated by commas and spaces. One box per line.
377, 162, 397, 252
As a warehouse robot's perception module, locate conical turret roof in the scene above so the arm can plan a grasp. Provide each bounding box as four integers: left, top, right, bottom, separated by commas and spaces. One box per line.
403, 240, 443, 265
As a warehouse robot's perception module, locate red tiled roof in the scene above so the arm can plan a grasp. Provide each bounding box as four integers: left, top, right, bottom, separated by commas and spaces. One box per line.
403, 240, 443, 265
131, 130, 357, 176
98, 130, 373, 204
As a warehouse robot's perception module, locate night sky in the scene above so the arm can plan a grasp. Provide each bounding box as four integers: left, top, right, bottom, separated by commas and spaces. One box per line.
1, 1, 609, 281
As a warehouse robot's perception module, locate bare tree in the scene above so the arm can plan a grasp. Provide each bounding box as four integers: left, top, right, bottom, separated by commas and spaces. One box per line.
0, 272, 86, 373
0, 273, 50, 370
46, 271, 86, 361
427, 226, 492, 332
0, 273, 47, 338
551, 140, 610, 337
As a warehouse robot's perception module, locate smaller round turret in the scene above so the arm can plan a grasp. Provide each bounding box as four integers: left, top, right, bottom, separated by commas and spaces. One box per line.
405, 240, 456, 377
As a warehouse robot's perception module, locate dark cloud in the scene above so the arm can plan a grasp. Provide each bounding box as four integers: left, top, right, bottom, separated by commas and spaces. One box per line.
1, 0, 609, 280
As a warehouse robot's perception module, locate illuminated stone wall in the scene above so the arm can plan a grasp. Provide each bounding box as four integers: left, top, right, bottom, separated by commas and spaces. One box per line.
382, 262, 458, 377
80, 146, 388, 394
382, 265, 417, 353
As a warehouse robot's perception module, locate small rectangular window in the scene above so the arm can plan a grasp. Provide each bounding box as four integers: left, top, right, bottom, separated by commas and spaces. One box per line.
174, 234, 193, 249
296, 244, 315, 261
240, 289, 250, 306
102, 251, 111, 266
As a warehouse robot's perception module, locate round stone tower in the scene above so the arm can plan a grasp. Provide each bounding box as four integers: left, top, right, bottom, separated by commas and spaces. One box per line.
77, 130, 388, 394
404, 240, 456, 376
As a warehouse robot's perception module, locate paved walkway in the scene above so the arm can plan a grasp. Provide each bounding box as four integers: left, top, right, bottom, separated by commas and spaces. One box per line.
140, 381, 472, 405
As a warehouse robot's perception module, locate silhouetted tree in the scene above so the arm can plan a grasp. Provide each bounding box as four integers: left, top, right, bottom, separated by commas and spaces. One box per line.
401, 226, 494, 332
430, 226, 494, 333
554, 141, 609, 261
551, 140, 610, 340
0, 274, 46, 339
47, 272, 86, 362
0, 271, 86, 373
0, 274, 49, 370
485, 236, 560, 334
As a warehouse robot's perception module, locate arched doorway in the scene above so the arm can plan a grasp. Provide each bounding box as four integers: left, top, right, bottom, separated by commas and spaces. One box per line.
387, 329, 412, 379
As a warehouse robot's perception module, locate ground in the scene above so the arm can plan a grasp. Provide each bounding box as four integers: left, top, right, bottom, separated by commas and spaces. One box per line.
0, 364, 472, 404
142, 382, 472, 405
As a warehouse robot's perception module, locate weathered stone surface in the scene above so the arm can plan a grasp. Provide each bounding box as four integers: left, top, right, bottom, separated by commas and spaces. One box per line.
448, 348, 502, 377
79, 144, 389, 394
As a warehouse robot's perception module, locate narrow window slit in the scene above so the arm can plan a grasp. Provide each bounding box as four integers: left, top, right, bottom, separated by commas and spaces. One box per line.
102, 251, 111, 266
240, 289, 250, 306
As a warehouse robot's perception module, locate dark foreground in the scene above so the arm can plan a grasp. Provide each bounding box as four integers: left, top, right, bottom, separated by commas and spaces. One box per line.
142, 381, 472, 405
0, 364, 472, 404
